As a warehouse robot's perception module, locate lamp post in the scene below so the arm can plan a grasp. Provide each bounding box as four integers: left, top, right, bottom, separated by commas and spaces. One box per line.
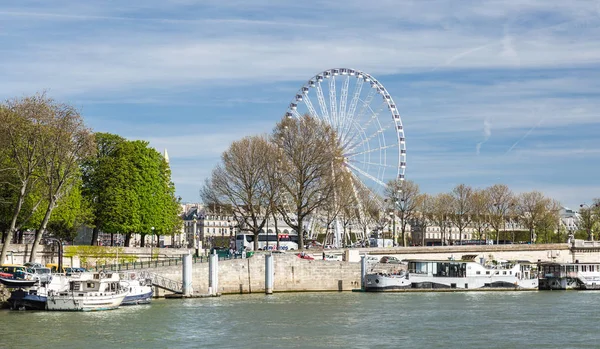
389, 211, 395, 247
150, 226, 155, 261
193, 213, 198, 256
580, 203, 598, 241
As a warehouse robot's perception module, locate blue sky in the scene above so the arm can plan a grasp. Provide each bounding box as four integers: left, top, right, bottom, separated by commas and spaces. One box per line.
1, 1, 599, 209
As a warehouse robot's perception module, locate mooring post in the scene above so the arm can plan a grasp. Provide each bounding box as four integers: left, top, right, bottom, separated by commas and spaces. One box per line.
265, 253, 274, 295
208, 251, 219, 296
360, 255, 367, 291
182, 253, 193, 297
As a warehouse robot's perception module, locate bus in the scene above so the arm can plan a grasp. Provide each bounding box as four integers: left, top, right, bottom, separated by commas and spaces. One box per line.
235, 233, 299, 251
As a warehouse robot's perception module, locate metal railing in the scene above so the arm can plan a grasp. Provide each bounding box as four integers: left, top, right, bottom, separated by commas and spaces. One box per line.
90, 253, 243, 272
137, 270, 183, 294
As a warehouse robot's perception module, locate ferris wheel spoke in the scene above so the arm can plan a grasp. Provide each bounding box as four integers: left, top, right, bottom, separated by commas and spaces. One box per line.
346, 162, 386, 187
316, 82, 331, 125
347, 159, 398, 169
329, 76, 338, 132
346, 77, 364, 121
355, 88, 377, 123
291, 109, 302, 119
346, 143, 398, 158
345, 123, 394, 154
352, 100, 387, 134
302, 93, 319, 119
338, 75, 350, 131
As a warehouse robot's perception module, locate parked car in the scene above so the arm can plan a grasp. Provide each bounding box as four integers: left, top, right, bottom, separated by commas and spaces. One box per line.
380, 256, 402, 264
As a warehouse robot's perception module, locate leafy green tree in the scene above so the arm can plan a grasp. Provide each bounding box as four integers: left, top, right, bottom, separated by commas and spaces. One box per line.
81, 133, 127, 245
0, 94, 55, 263
82, 135, 181, 247
29, 100, 95, 262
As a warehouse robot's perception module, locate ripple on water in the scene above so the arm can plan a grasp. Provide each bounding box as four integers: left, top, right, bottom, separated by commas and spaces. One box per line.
2, 292, 600, 349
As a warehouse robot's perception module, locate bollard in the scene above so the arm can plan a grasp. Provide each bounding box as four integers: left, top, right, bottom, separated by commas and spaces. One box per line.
265, 253, 274, 295
182, 253, 193, 297
360, 255, 367, 291
208, 251, 219, 296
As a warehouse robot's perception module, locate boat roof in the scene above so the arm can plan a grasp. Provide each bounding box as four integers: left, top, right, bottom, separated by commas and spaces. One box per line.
539, 261, 600, 266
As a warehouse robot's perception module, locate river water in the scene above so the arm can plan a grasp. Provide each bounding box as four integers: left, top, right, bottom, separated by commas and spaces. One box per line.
1, 291, 599, 349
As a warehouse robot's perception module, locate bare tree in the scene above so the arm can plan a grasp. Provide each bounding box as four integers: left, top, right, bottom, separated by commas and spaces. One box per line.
318, 171, 356, 246
29, 102, 95, 261
0, 94, 54, 263
486, 184, 514, 244
431, 193, 454, 245
450, 184, 473, 244
201, 136, 278, 251
471, 189, 491, 241
272, 115, 342, 250
384, 179, 420, 246
516, 191, 551, 244
413, 193, 433, 246
353, 184, 381, 244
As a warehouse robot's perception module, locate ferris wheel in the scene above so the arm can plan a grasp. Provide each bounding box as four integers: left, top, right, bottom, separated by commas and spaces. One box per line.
286, 68, 406, 246
286, 68, 405, 189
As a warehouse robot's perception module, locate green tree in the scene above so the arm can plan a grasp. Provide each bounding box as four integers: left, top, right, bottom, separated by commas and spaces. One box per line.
81, 133, 127, 245
29, 100, 95, 262
0, 94, 54, 263
83, 136, 180, 247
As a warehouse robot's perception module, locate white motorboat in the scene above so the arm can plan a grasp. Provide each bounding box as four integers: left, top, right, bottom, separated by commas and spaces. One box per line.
46, 272, 127, 311
120, 272, 153, 305
365, 256, 538, 291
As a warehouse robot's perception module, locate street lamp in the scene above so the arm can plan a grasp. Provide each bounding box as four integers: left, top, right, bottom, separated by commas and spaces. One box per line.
150, 226, 155, 261
193, 213, 198, 256
580, 203, 598, 241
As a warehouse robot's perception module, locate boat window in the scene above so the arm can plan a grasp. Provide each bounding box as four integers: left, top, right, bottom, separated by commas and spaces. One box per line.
476, 271, 480, 275
87, 282, 95, 288
486, 271, 490, 275
503, 271, 507, 275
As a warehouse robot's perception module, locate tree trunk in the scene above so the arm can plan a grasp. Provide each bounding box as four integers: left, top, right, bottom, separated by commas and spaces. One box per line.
91, 226, 99, 246
30, 199, 57, 263
297, 215, 304, 250
124, 233, 132, 247
110, 233, 114, 246
253, 230, 259, 251
0, 180, 28, 264
273, 212, 280, 250
140, 233, 146, 248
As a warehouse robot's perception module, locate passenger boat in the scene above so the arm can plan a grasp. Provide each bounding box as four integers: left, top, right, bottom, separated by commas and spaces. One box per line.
120, 273, 153, 305
538, 262, 600, 290
365, 256, 538, 291
46, 272, 127, 311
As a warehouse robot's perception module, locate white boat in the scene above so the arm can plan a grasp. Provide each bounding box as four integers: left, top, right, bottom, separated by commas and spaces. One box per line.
365, 256, 538, 291
46, 272, 127, 311
539, 262, 600, 290
120, 272, 153, 305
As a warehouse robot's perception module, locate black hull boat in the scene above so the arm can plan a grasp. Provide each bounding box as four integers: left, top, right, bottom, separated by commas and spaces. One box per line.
7, 289, 47, 310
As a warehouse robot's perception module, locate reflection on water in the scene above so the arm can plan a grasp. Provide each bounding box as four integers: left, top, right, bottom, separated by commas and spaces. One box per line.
2, 292, 600, 349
